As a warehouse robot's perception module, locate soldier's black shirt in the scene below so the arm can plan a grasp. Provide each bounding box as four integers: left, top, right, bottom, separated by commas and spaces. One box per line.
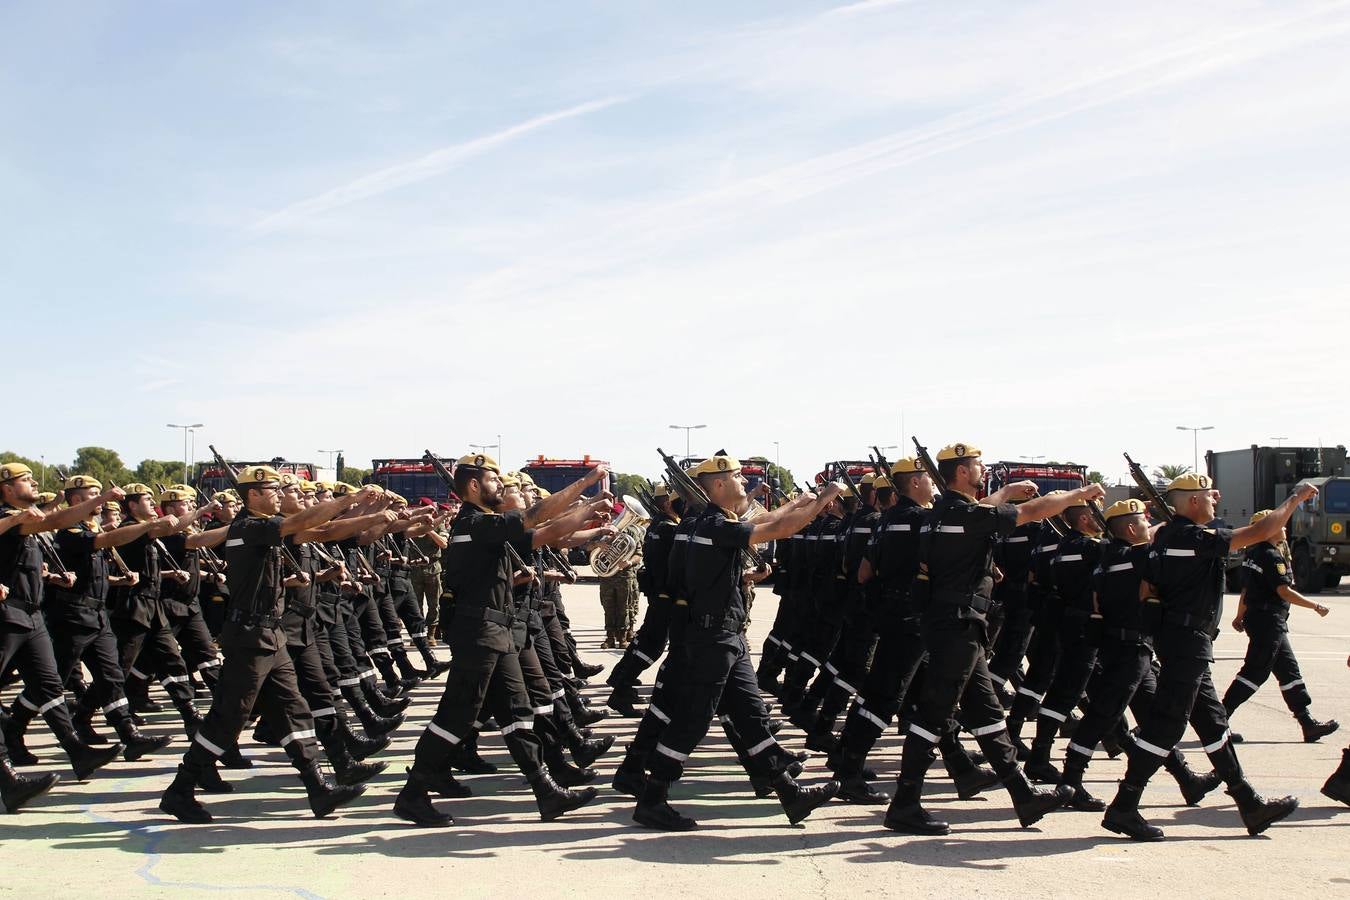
117, 523, 163, 603
666, 515, 700, 603
220, 511, 286, 651
0, 504, 44, 624
844, 505, 879, 581
919, 489, 1019, 623
868, 496, 926, 618
441, 503, 532, 653
1149, 514, 1233, 633
49, 521, 110, 615
993, 520, 1038, 605
160, 532, 201, 616
640, 518, 677, 599
1241, 542, 1293, 622
1093, 539, 1154, 640
1052, 530, 1103, 616
683, 504, 755, 635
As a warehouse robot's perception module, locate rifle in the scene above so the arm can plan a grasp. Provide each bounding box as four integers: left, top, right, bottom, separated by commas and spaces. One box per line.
911, 437, 947, 492
424, 449, 537, 584
1124, 453, 1174, 523
833, 462, 864, 504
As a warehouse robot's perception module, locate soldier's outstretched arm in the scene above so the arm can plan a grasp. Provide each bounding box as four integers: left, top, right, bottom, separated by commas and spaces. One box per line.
1228, 483, 1317, 553
525, 466, 609, 526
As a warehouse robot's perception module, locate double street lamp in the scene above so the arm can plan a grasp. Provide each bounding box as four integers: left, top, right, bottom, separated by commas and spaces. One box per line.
1177, 425, 1214, 474
669, 424, 706, 460
167, 423, 203, 482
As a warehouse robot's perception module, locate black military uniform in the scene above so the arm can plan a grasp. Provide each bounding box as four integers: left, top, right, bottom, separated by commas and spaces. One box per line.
634, 455, 835, 831
1054, 500, 1218, 811
1006, 519, 1064, 750
780, 504, 846, 712
606, 492, 680, 714
988, 519, 1039, 694
393, 453, 594, 827
756, 517, 806, 692
158, 465, 358, 824
883, 443, 1060, 836
159, 521, 223, 689
1104, 473, 1300, 841
389, 526, 447, 675
1222, 524, 1338, 742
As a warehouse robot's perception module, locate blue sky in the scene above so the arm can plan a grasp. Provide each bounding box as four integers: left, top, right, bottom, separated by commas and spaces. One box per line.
4, 1, 1349, 483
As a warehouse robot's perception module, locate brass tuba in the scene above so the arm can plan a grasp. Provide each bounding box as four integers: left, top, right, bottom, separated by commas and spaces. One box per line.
589, 494, 651, 577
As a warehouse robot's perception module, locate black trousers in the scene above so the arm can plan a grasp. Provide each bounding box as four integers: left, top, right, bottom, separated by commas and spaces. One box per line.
1, 617, 78, 753
1124, 627, 1242, 786
1032, 623, 1098, 745
390, 577, 427, 639
898, 617, 1018, 783
1223, 615, 1312, 714
410, 636, 544, 779
47, 615, 133, 727
167, 608, 222, 683
185, 636, 318, 772
1009, 619, 1060, 723
838, 620, 926, 758
647, 629, 794, 782
990, 603, 1035, 687
113, 615, 195, 705
609, 594, 673, 688
1065, 639, 1152, 762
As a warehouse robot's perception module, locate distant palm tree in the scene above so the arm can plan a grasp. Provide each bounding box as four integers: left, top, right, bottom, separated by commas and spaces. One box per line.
1153, 463, 1192, 484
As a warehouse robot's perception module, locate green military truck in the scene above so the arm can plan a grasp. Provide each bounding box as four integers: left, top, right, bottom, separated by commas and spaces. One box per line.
1206, 444, 1349, 593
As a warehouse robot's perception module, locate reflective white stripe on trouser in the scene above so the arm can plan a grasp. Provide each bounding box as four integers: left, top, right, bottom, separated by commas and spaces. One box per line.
532, 705, 553, 716
500, 718, 534, 736
310, 707, 337, 717
225, 538, 244, 548
990, 673, 1006, 686
746, 736, 776, 756
369, 647, 390, 656
130, 667, 149, 680
359, 669, 378, 680
280, 728, 317, 745
1068, 741, 1095, 758
765, 635, 782, 647
22, 694, 68, 714
408, 631, 426, 639
1039, 707, 1068, 723
649, 705, 671, 724
195, 732, 226, 757
551, 688, 565, 700
633, 647, 655, 665
196, 659, 221, 670
449, 535, 473, 544
1017, 686, 1045, 702
428, 721, 462, 745
908, 723, 940, 743
786, 653, 800, 662
1202, 730, 1232, 754
824, 663, 839, 677
1133, 736, 1171, 758
161, 674, 191, 685
337, 676, 362, 687
833, 676, 859, 696
1280, 679, 1304, 692
653, 682, 663, 689
103, 696, 130, 713
1163, 549, 1196, 557
1235, 675, 1260, 691
859, 706, 887, 730
800, 653, 820, 666
970, 721, 1006, 737
655, 743, 688, 762
718, 715, 732, 726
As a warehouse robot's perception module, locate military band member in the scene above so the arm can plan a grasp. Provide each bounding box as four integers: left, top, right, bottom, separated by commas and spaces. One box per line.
1102, 473, 1317, 841
1222, 510, 1338, 743
883, 443, 1102, 836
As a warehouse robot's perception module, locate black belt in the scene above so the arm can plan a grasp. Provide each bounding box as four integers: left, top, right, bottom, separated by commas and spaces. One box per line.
1104, 627, 1149, 642
456, 604, 514, 628
227, 609, 281, 629
1163, 610, 1213, 630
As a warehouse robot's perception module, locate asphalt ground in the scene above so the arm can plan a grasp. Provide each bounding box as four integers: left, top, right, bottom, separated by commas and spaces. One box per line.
2, 584, 1347, 899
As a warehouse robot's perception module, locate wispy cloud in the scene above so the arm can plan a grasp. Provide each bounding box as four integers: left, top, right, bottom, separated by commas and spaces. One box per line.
248, 96, 629, 234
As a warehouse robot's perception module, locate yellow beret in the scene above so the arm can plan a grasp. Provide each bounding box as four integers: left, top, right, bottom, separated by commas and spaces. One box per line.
213, 489, 240, 504
170, 483, 195, 495
237, 465, 281, 487
688, 455, 740, 477
312, 481, 334, 492
1104, 498, 1148, 521
0, 462, 33, 482
860, 472, 878, 486
102, 501, 120, 512
122, 483, 154, 497
890, 457, 924, 476
874, 475, 894, 490
653, 482, 671, 497
1250, 508, 1273, 525
158, 488, 194, 503
278, 472, 302, 488
536, 487, 551, 498
35, 492, 57, 505
499, 473, 520, 489
331, 482, 360, 496
389, 492, 408, 504
516, 470, 535, 486
1166, 472, 1213, 491
299, 479, 317, 492
64, 474, 102, 491
936, 443, 981, 462
455, 453, 500, 474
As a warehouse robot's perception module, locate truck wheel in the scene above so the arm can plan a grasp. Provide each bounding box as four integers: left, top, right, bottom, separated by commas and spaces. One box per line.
1324, 569, 1342, 590
1293, 546, 1322, 594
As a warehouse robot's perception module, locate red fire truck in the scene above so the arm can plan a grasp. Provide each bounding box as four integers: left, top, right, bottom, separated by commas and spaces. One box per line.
982, 460, 1088, 498
521, 456, 612, 499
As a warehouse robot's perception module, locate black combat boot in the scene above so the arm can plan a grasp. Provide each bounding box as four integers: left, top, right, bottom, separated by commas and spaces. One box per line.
218, 742, 253, 770
194, 758, 233, 794
605, 686, 643, 718
835, 750, 889, 804
544, 742, 597, 788
573, 657, 605, 679
952, 765, 1001, 801
531, 770, 598, 822
300, 761, 365, 818
1053, 752, 1104, 811
412, 636, 451, 678
611, 754, 647, 797
391, 645, 427, 684
337, 713, 391, 761
569, 734, 615, 769
1003, 767, 1062, 827
883, 777, 949, 835
3, 703, 40, 766
1024, 739, 1061, 784
1101, 780, 1163, 841
1321, 749, 1350, 806
394, 769, 454, 827
1228, 780, 1298, 836
72, 704, 110, 745
360, 678, 411, 716
448, 733, 497, 775
320, 719, 386, 787
341, 685, 404, 737
773, 771, 839, 824
159, 762, 212, 823
1, 756, 59, 813
126, 675, 162, 713
63, 737, 123, 782
113, 717, 173, 762
633, 777, 696, 830
1163, 751, 1221, 807
1296, 710, 1340, 744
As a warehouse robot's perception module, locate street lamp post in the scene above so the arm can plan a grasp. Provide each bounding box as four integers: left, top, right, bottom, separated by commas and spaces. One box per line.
1020, 455, 1046, 462
318, 449, 344, 471
669, 424, 706, 461
1176, 425, 1214, 474
1270, 436, 1288, 448
469, 439, 502, 462
167, 423, 204, 483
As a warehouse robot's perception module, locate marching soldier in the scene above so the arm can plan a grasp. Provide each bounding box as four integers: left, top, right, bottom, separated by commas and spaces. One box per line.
882, 443, 1101, 835
158, 466, 374, 823
1323, 651, 1349, 806
1101, 473, 1316, 841
1222, 510, 1338, 743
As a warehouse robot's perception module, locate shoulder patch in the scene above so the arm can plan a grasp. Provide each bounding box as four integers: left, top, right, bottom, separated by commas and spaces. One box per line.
1275, 562, 1287, 575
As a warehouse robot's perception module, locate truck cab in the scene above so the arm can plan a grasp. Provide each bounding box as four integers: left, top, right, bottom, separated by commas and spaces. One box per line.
1288, 475, 1350, 591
